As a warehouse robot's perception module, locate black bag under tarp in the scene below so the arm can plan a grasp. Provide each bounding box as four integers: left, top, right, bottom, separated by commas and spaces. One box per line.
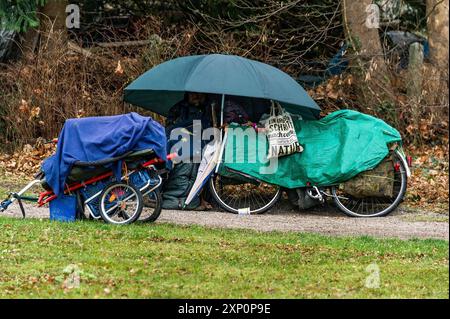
162, 162, 201, 209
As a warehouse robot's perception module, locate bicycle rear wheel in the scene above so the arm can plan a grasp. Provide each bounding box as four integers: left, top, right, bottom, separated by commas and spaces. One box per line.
332, 151, 407, 217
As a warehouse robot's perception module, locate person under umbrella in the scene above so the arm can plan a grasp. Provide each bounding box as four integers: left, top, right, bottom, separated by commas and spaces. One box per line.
165, 92, 214, 210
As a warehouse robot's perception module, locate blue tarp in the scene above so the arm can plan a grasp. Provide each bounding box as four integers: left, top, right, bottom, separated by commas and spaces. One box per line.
42, 112, 167, 196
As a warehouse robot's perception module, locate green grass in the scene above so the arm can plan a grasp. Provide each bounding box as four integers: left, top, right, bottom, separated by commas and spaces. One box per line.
0, 217, 448, 298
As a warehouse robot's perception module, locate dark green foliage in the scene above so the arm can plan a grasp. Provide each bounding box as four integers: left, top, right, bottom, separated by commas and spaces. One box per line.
0, 0, 47, 31
401, 0, 427, 32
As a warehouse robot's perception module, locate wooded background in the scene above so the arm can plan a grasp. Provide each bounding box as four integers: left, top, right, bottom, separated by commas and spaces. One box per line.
0, 0, 448, 150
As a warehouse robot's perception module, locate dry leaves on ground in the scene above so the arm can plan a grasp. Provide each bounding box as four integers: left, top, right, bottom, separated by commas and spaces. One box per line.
0, 138, 56, 178
405, 144, 449, 213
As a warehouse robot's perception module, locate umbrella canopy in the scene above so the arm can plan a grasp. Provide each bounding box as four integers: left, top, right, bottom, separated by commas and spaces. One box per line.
124, 54, 321, 120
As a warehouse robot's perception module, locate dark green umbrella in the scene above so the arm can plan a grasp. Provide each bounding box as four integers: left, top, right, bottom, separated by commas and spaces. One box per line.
124, 54, 321, 120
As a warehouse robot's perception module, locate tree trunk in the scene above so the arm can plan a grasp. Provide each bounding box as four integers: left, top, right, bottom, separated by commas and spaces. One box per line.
427, 0, 449, 68
21, 0, 68, 56
423, 0, 449, 111
39, 0, 69, 50
342, 0, 395, 110
40, 0, 68, 33
21, 27, 40, 56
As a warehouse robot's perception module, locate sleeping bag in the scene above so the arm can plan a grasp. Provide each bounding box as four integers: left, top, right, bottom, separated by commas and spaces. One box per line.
162, 162, 201, 209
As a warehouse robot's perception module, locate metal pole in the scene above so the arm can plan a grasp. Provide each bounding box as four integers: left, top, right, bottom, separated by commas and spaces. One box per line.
215, 129, 228, 174
220, 94, 225, 127
215, 94, 226, 173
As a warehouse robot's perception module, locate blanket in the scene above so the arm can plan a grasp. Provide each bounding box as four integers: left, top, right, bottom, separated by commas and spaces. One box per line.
42, 112, 167, 196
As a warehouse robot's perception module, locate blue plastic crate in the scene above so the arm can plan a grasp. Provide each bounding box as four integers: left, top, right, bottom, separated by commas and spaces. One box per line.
129, 170, 155, 190
49, 194, 77, 222
80, 178, 111, 218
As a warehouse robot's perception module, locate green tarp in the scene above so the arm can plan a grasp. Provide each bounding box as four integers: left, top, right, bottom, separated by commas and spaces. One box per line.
221, 110, 402, 188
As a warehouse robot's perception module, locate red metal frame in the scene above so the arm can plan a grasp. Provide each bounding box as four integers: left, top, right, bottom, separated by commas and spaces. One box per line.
37, 153, 176, 207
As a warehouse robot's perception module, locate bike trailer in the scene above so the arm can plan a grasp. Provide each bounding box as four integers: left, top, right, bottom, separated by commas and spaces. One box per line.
1, 113, 169, 225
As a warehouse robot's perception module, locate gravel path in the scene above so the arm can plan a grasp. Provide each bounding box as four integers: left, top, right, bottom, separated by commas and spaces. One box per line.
2, 201, 448, 240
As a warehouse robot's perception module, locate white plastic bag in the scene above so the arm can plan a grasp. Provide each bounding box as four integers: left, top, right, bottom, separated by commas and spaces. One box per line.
265, 101, 303, 158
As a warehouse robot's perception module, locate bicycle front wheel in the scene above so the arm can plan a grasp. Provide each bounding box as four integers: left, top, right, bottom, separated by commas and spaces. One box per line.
208, 174, 281, 214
